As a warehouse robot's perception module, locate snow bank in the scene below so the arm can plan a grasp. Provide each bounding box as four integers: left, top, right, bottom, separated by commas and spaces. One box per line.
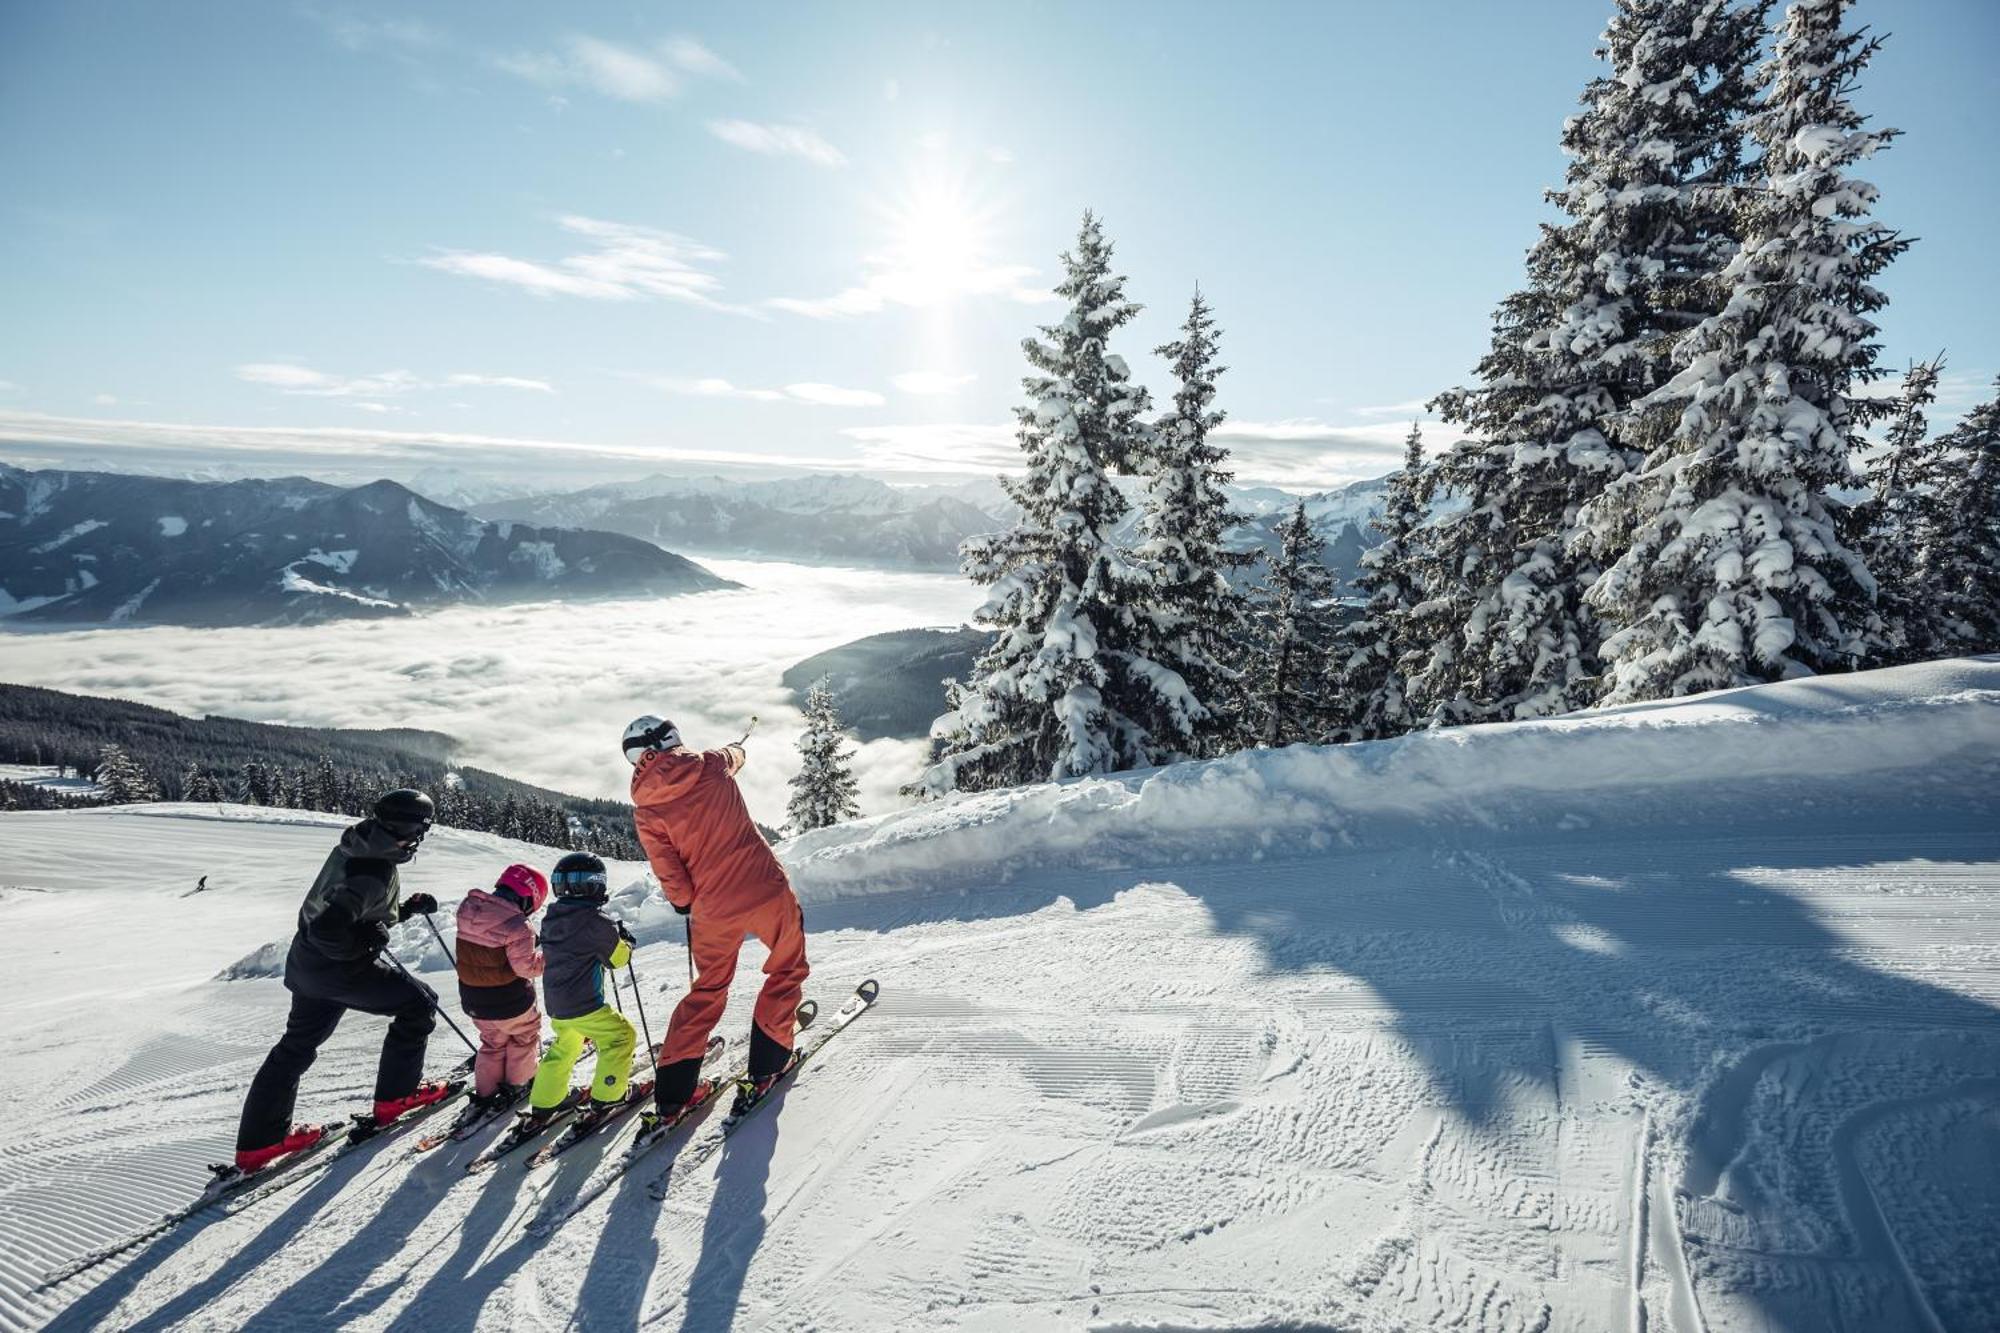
784, 656, 2000, 901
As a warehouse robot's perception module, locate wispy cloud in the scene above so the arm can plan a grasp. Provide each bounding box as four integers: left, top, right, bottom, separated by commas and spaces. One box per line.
838, 422, 1018, 475
0, 409, 838, 481
643, 376, 883, 407
892, 371, 976, 396
236, 363, 554, 399
1213, 418, 1466, 489
706, 119, 846, 168
1350, 397, 1433, 418
663, 36, 741, 82
492, 34, 739, 104
303, 8, 444, 54
421, 216, 743, 312
769, 261, 1051, 319
445, 373, 555, 393
0, 380, 20, 394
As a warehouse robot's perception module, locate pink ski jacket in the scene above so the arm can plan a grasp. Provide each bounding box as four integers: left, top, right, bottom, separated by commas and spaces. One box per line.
455, 888, 544, 1020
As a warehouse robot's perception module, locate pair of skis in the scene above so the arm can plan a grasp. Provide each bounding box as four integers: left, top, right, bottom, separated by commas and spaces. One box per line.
38, 1073, 469, 1288
462, 1036, 722, 1174
528, 979, 878, 1235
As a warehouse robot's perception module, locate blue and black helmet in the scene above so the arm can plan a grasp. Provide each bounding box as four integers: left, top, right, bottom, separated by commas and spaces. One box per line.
551, 851, 609, 902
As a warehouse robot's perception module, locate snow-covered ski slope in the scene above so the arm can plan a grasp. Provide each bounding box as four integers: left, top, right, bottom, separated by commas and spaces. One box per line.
3, 657, 1997, 1332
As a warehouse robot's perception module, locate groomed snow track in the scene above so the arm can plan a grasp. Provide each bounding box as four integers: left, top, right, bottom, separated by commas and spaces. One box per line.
2, 658, 1997, 1331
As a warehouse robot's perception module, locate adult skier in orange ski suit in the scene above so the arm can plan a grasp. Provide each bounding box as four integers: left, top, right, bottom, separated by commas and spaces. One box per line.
624, 716, 810, 1115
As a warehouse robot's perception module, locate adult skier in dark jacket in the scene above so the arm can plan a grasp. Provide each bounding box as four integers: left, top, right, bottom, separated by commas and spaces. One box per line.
232, 789, 455, 1171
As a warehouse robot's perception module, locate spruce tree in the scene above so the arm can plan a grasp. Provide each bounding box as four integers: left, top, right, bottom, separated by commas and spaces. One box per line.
1585, 0, 1910, 701
918, 212, 1174, 795
1859, 356, 1944, 661
95, 743, 160, 804
1249, 501, 1339, 746
1129, 288, 1255, 757
1329, 425, 1429, 741
1414, 0, 1766, 723
1903, 377, 2000, 657
787, 677, 862, 834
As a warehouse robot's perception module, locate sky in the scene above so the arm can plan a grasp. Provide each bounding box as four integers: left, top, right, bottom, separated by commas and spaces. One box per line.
1, 0, 1996, 493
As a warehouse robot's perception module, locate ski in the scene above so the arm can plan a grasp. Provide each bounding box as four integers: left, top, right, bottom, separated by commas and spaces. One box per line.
411, 1086, 528, 1153
523, 1078, 658, 1169
521, 1014, 802, 1237
35, 1123, 348, 1288
463, 1090, 586, 1174
230, 1078, 469, 1208
645, 979, 878, 1203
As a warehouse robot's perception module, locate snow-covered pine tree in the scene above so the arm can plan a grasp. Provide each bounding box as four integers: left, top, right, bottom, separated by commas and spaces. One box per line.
95, 743, 159, 804
787, 676, 862, 834
1584, 0, 1911, 701
917, 212, 1178, 795
1900, 377, 2000, 657
1859, 356, 1944, 662
1129, 288, 1255, 757
1412, 0, 1767, 724
1329, 424, 1429, 741
1249, 501, 1340, 746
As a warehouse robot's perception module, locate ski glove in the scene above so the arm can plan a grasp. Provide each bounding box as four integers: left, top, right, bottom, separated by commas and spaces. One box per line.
397, 892, 439, 921
671, 901, 691, 916
362, 920, 393, 956
615, 921, 636, 945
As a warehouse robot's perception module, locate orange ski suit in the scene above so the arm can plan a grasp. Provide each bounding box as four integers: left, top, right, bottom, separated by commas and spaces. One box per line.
633, 744, 810, 1067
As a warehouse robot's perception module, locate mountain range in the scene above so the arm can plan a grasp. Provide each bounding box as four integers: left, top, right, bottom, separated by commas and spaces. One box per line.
0, 464, 731, 627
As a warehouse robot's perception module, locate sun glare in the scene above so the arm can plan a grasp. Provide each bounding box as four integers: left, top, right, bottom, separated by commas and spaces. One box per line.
875, 173, 1000, 308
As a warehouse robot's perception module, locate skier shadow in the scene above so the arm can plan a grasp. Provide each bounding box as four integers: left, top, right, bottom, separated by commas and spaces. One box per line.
45, 1145, 386, 1333
385, 1142, 604, 1333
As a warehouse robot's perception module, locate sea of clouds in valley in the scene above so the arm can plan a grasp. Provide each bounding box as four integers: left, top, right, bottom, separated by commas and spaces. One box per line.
0, 560, 976, 825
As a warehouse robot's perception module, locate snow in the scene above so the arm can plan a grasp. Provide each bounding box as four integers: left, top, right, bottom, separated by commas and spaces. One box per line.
2, 658, 1996, 1331
0, 763, 103, 796
27, 518, 106, 554
156, 516, 187, 537
277, 563, 398, 609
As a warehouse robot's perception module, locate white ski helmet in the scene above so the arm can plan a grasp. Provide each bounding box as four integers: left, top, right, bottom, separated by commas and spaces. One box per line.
622, 715, 681, 765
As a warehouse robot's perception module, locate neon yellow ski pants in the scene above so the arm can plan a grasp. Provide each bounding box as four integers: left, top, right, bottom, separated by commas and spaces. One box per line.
529, 1005, 636, 1109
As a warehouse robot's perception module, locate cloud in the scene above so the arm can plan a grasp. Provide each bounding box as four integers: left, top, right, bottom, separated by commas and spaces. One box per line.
444, 373, 556, 393
1212, 418, 1467, 489
706, 119, 846, 168
0, 380, 18, 393
985, 146, 1015, 164
237, 363, 552, 398
893, 371, 976, 396
93, 394, 120, 406
1350, 398, 1433, 418
421, 215, 742, 311
0, 565, 977, 823
353, 402, 396, 414
783, 382, 885, 407
304, 9, 444, 54
493, 34, 739, 103
0, 409, 839, 484
838, 422, 1019, 476
643, 377, 882, 407
768, 262, 1051, 320
663, 36, 741, 82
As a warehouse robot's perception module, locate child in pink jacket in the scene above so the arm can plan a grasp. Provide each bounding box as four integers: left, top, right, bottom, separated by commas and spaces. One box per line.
454, 864, 549, 1105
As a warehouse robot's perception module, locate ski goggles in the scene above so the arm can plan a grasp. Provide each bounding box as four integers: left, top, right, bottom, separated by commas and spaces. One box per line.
553, 867, 609, 895
380, 817, 432, 844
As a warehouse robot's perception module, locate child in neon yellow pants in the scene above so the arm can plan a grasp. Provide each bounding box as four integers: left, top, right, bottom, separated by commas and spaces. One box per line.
530, 852, 641, 1114
528, 1000, 635, 1108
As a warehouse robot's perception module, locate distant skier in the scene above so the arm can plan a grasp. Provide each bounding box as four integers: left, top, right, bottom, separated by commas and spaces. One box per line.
232, 789, 453, 1172
623, 715, 810, 1119
453, 863, 549, 1110
193, 875, 208, 894
518, 852, 638, 1132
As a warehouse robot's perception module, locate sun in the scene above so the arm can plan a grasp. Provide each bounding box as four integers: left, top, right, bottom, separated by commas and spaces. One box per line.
874, 173, 999, 308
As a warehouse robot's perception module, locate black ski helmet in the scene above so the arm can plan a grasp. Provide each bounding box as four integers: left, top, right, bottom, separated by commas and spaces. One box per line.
551, 851, 609, 902
373, 788, 435, 837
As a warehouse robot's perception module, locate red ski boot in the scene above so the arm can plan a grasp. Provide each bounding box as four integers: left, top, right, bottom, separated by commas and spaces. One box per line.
234, 1124, 329, 1174
373, 1080, 454, 1126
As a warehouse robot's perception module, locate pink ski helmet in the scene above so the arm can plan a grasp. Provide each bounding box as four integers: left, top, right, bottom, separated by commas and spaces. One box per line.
495, 863, 550, 913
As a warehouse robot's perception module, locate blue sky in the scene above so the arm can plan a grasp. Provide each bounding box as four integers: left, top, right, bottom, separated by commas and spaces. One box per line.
1, 1, 1994, 491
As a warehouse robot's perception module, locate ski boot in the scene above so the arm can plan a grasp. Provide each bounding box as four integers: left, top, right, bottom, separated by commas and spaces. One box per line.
466, 1082, 527, 1114
373, 1079, 455, 1126
232, 1124, 329, 1174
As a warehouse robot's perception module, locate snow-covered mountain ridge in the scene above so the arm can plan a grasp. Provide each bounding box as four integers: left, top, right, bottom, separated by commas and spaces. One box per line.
5, 657, 1995, 1331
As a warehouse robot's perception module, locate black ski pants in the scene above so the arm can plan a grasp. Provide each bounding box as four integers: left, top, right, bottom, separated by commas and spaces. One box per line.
236, 946, 437, 1151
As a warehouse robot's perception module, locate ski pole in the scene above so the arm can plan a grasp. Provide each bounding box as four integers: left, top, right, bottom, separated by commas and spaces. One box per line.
422, 912, 455, 968
733, 715, 759, 746
627, 957, 657, 1062
384, 947, 477, 1056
